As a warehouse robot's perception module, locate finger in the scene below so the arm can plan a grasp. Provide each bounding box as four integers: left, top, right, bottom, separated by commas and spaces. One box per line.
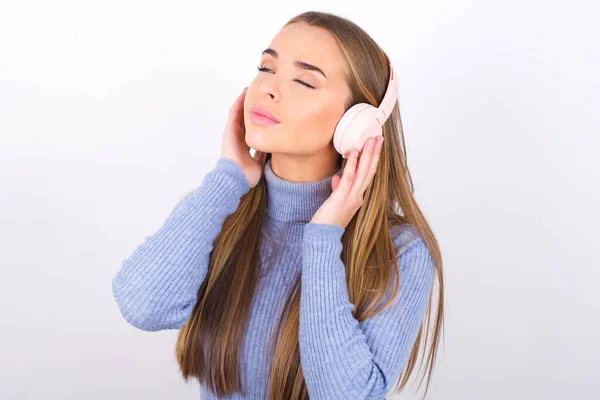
229, 88, 246, 112
359, 135, 384, 193
331, 174, 341, 192
352, 137, 377, 195
229, 87, 248, 125
338, 149, 359, 193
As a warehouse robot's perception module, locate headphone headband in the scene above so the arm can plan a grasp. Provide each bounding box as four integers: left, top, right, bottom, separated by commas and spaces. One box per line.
375, 52, 400, 125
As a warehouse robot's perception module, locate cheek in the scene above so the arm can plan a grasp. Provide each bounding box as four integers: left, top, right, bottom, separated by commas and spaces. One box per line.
293, 101, 343, 145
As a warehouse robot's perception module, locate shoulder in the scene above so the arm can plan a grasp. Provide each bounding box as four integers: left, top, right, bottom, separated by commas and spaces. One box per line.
388, 222, 435, 277
389, 222, 422, 256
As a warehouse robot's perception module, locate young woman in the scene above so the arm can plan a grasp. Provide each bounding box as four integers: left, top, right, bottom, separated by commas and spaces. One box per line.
112, 10, 444, 400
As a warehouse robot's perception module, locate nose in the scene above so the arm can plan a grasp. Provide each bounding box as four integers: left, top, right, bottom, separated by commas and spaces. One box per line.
258, 78, 280, 101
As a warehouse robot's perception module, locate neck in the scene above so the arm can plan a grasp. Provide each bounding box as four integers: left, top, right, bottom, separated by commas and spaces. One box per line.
269, 152, 342, 183
261, 156, 342, 244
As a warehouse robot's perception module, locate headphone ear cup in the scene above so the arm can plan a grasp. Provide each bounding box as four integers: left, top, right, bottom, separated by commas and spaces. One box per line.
358, 120, 383, 152
333, 104, 380, 157
333, 103, 364, 155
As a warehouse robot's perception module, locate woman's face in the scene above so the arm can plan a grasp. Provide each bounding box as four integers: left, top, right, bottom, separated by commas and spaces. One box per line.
243, 22, 351, 157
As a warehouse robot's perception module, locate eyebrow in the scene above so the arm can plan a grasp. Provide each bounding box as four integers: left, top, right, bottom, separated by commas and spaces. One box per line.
261, 48, 328, 79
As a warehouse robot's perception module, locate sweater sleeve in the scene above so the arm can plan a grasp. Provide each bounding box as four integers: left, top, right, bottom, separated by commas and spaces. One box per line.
299, 222, 435, 400
111, 157, 250, 332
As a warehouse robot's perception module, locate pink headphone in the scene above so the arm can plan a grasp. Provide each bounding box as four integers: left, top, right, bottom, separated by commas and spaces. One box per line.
332, 52, 399, 158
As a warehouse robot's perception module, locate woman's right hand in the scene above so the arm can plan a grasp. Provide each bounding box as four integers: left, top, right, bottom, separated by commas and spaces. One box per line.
220, 87, 265, 188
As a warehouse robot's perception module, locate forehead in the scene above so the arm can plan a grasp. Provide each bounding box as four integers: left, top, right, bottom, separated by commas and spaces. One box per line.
265, 22, 348, 82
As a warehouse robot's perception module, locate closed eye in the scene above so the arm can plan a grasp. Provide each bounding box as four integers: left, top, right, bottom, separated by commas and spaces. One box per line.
256, 66, 316, 89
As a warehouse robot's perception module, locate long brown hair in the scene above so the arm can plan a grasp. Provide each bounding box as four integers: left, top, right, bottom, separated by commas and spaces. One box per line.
175, 10, 444, 400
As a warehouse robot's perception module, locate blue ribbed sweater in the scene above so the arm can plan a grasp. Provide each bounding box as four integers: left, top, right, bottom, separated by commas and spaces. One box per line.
112, 157, 435, 399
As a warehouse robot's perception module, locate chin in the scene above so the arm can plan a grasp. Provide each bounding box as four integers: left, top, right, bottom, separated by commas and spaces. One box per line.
245, 128, 276, 152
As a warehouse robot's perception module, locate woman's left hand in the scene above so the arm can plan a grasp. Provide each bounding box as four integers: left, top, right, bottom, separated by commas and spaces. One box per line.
310, 135, 385, 229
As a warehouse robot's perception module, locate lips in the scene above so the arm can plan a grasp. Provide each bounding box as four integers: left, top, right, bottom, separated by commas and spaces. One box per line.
250, 105, 280, 123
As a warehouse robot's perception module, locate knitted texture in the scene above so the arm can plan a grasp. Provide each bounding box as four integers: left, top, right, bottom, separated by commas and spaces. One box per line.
112, 157, 435, 399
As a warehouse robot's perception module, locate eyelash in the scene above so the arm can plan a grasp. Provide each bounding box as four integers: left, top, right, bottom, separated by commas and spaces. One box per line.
256, 66, 316, 89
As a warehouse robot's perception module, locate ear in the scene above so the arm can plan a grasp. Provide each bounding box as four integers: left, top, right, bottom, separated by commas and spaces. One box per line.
332, 174, 341, 192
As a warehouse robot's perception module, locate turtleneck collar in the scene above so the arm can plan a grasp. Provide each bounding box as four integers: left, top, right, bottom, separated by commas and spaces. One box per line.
261, 157, 343, 244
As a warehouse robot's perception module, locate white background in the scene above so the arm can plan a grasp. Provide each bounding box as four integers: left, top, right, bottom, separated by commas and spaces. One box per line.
1, 1, 598, 399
